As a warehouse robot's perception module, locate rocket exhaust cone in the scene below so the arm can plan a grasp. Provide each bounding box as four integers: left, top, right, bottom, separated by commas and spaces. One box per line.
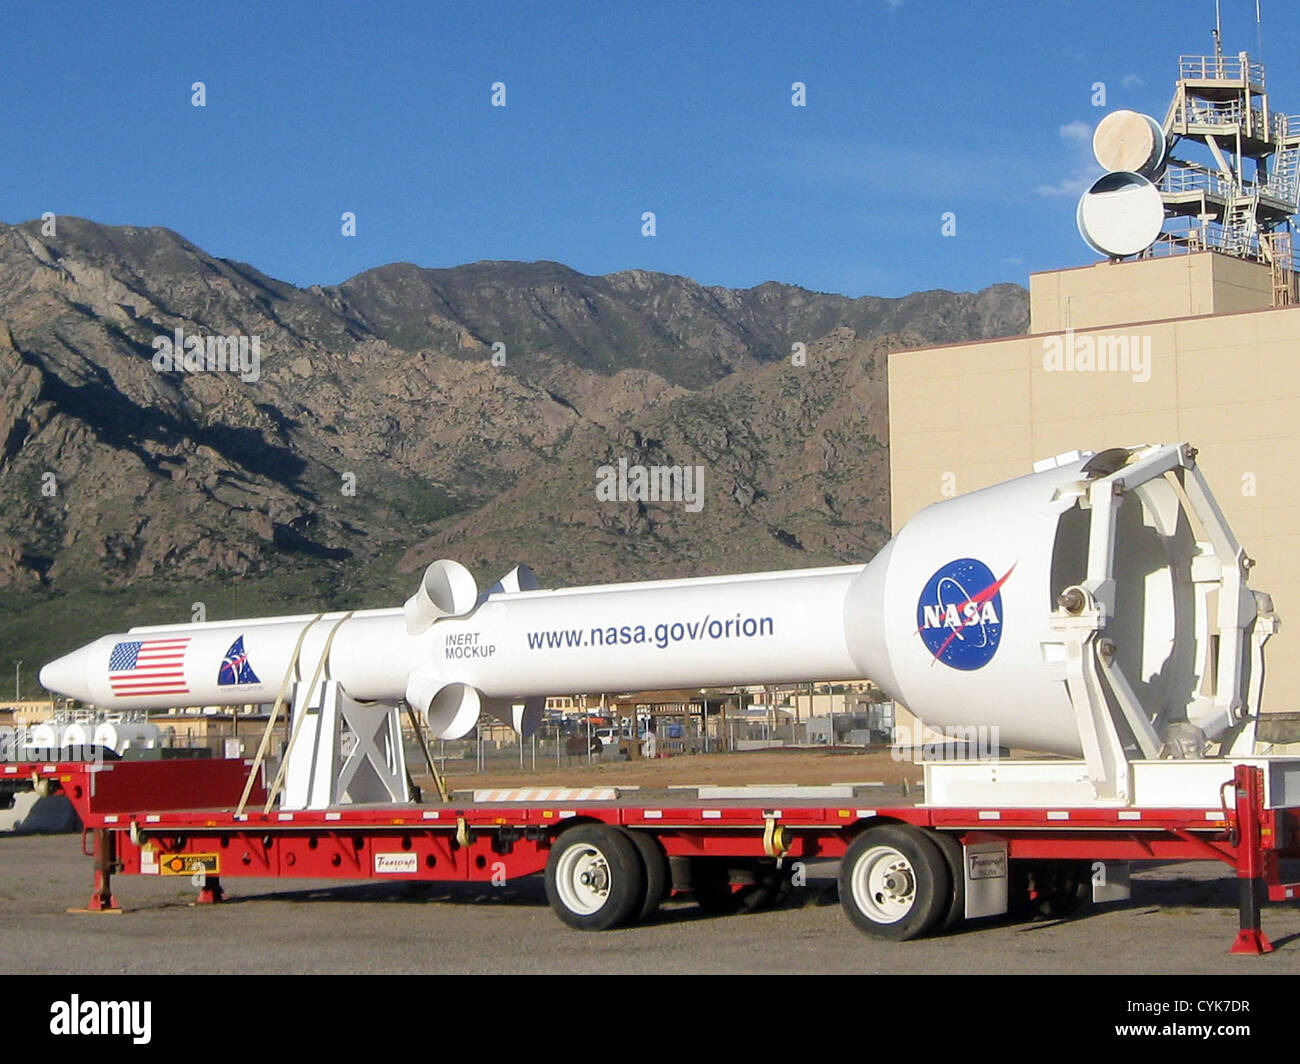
424, 682, 483, 740
404, 559, 478, 635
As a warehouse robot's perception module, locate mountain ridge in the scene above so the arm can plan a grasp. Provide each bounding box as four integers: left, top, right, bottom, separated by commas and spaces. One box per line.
0, 215, 1027, 670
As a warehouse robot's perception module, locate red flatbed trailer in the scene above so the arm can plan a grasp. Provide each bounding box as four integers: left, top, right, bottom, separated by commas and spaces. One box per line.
12, 757, 1300, 954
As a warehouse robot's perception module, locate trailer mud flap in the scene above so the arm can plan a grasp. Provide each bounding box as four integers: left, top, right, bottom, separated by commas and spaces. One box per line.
963, 839, 1009, 918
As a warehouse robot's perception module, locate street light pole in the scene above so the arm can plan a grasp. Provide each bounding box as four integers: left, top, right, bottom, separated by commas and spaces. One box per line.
14, 660, 21, 701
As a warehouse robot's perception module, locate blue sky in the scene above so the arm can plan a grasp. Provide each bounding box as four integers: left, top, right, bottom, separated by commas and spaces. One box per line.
4, 0, 1297, 297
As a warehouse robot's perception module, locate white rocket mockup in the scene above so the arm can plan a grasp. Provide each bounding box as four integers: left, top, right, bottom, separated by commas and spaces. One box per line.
39, 443, 1274, 760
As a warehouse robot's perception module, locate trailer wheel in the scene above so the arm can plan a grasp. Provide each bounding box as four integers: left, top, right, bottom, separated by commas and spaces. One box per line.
625, 830, 671, 924
839, 825, 951, 940
545, 825, 643, 931
928, 830, 967, 932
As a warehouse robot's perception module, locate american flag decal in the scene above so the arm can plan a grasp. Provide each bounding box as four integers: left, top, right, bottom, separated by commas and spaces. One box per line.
107, 638, 191, 697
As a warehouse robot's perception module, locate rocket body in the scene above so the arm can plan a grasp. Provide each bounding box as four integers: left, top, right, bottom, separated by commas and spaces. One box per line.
39, 444, 1267, 759
40, 608, 419, 714
39, 566, 869, 715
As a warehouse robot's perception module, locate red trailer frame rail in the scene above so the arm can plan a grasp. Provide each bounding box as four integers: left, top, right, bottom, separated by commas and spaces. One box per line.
15, 759, 1300, 953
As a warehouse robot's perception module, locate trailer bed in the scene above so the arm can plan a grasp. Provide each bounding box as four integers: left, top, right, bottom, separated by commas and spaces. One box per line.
14, 756, 1300, 954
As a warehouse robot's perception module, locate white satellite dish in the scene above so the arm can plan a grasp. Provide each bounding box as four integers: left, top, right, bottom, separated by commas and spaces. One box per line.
1092, 110, 1168, 178
1076, 171, 1166, 257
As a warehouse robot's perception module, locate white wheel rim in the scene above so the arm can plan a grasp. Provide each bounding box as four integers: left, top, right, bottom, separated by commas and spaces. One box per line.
555, 844, 612, 916
851, 845, 916, 925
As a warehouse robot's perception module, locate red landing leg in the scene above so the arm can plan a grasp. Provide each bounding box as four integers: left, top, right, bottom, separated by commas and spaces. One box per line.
1230, 928, 1275, 955
196, 876, 225, 904
69, 829, 121, 914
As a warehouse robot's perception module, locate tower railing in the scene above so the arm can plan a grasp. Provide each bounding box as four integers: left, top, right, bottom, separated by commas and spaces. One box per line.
1159, 165, 1234, 198
1179, 53, 1265, 85
1139, 224, 1299, 278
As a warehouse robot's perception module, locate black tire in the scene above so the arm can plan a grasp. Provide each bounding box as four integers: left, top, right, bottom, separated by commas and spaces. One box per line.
838, 825, 951, 940
928, 830, 967, 932
625, 829, 671, 924
544, 825, 644, 931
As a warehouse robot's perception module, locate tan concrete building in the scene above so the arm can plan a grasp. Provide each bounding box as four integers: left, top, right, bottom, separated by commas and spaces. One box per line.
889, 250, 1300, 712
0, 699, 55, 724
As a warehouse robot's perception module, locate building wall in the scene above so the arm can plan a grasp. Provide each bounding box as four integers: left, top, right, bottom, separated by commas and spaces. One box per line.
1028, 252, 1276, 333
890, 257, 1300, 712
0, 700, 54, 723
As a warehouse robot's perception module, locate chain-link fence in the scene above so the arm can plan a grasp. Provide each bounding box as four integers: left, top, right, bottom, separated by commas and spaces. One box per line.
5, 708, 895, 774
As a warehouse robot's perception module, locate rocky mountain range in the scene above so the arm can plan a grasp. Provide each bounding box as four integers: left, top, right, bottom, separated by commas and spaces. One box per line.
0, 216, 1027, 672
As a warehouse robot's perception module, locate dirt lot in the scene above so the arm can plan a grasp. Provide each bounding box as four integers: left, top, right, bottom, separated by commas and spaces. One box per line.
3, 832, 1299, 981
4, 748, 1298, 994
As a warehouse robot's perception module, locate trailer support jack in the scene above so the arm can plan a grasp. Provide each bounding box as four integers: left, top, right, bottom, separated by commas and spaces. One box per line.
1230, 877, 1275, 954
196, 876, 224, 905
69, 828, 120, 914
1229, 765, 1276, 955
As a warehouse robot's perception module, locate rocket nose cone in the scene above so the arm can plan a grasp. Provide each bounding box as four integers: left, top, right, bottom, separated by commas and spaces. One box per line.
38, 644, 97, 700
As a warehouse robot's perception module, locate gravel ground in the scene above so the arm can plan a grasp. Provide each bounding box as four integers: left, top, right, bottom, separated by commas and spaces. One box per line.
3, 832, 1299, 977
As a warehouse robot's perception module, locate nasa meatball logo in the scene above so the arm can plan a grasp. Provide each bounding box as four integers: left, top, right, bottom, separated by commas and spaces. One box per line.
217, 635, 261, 686
916, 559, 1016, 670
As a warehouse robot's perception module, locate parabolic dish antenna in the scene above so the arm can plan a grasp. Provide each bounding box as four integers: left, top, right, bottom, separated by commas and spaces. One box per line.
1092, 109, 1168, 178
1076, 171, 1166, 258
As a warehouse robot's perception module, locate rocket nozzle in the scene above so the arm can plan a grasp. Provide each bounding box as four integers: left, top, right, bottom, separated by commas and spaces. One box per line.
403, 559, 478, 635
405, 670, 482, 739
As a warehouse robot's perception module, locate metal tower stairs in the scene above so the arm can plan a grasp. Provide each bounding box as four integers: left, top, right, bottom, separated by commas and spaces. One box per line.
1223, 192, 1260, 255
1265, 133, 1300, 209
1264, 230, 1297, 306
1145, 46, 1300, 300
